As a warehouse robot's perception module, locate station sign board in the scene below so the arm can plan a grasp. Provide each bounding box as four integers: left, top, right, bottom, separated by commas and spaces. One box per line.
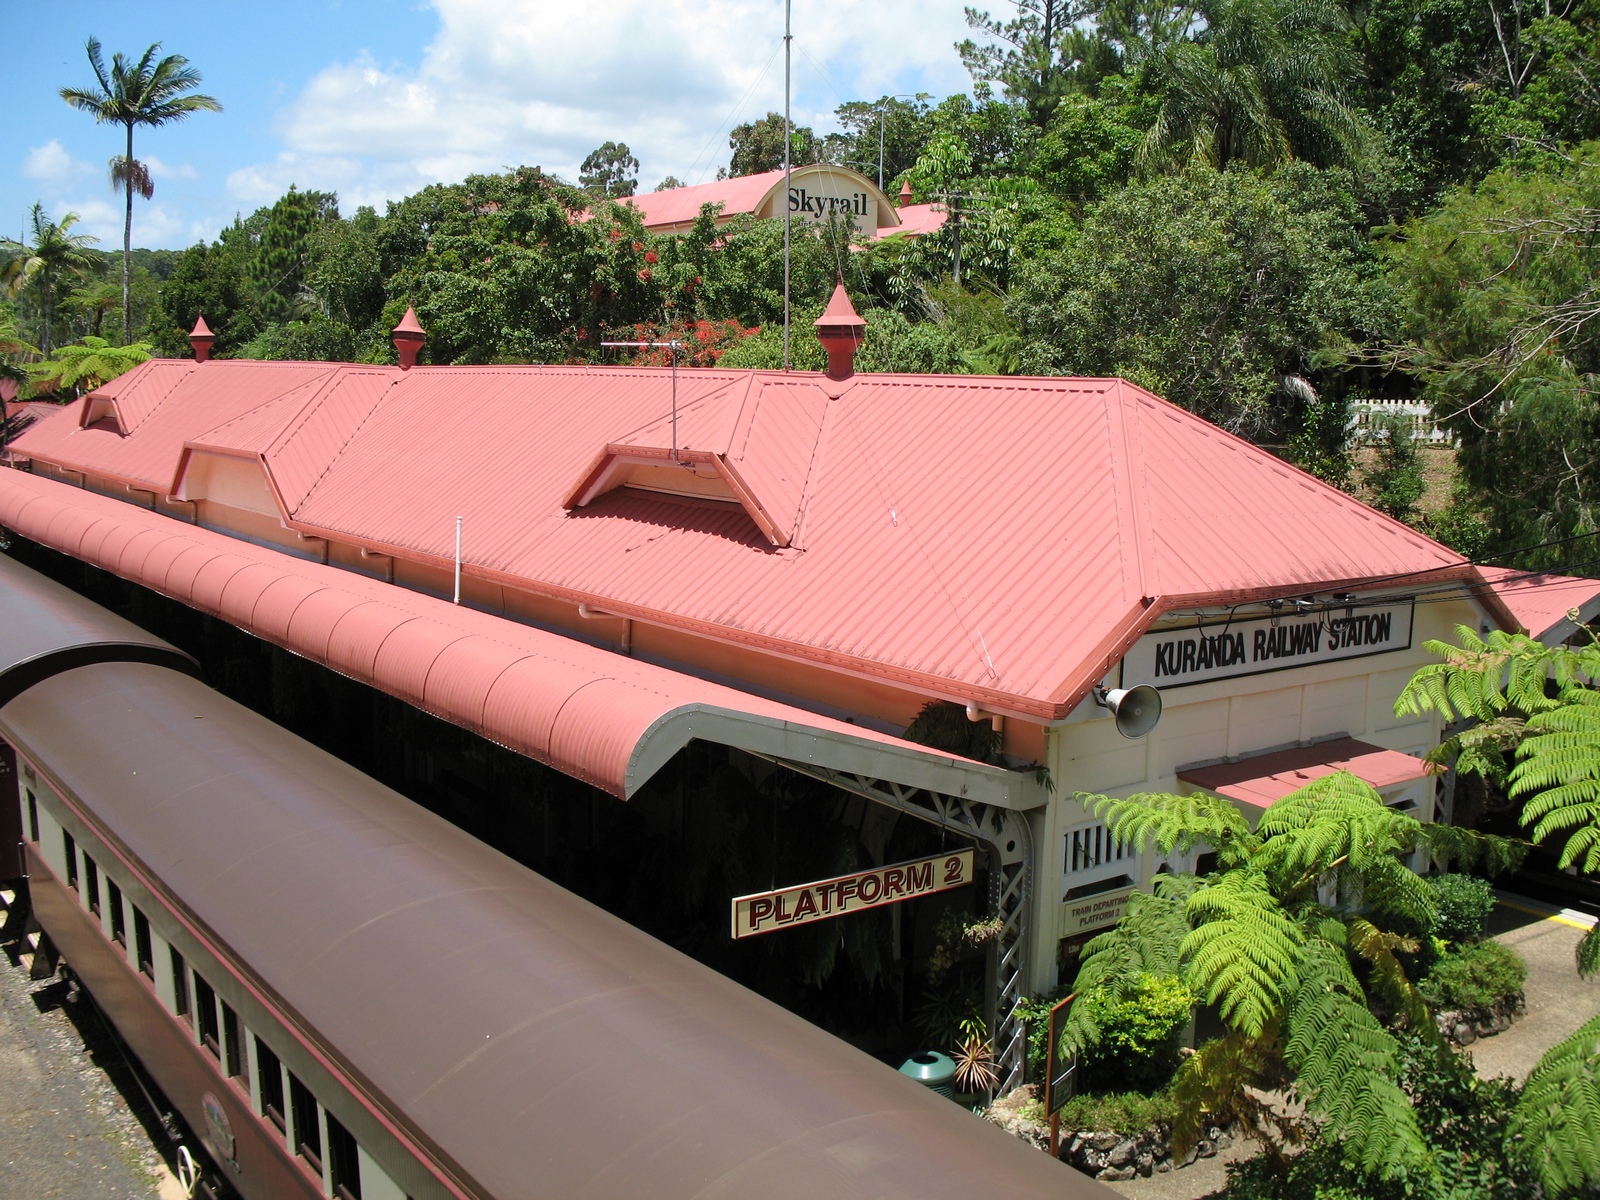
731, 848, 974, 939
1120, 601, 1414, 690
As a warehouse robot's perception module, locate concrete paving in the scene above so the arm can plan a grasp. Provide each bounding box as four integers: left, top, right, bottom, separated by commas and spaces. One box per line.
0, 889, 186, 1200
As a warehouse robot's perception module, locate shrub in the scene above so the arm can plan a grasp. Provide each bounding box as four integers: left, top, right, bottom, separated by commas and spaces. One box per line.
1076, 973, 1195, 1093
1054, 1089, 1178, 1135
1426, 873, 1497, 944
1419, 940, 1527, 1011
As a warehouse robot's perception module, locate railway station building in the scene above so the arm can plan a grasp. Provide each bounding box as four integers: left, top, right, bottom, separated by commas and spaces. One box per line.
1, 292, 1590, 1095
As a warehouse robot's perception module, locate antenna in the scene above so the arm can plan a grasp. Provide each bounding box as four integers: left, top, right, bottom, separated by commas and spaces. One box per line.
782, 0, 792, 371
602, 340, 685, 462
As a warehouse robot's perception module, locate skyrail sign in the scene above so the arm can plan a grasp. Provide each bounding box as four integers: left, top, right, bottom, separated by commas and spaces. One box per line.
731, 849, 974, 939
1120, 601, 1414, 690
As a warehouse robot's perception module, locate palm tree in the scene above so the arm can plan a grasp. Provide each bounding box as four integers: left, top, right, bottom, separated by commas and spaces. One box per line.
61, 37, 220, 345
1136, 0, 1368, 172
1, 204, 104, 355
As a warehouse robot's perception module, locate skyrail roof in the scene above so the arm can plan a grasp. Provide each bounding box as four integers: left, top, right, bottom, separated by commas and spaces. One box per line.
12, 357, 1492, 720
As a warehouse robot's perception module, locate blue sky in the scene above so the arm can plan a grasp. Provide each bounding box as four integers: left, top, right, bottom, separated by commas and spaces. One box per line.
3, 0, 975, 251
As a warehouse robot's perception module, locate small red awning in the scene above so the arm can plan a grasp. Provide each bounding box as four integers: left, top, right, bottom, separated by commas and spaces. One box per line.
0, 469, 1029, 807
1178, 737, 1432, 809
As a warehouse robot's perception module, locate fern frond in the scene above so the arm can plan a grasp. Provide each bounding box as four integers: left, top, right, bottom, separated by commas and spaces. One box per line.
1420, 822, 1527, 876
1509, 1012, 1600, 1196
1255, 773, 1423, 901
1578, 925, 1600, 979
1170, 1027, 1287, 1157
1081, 789, 1257, 865
1394, 626, 1566, 723
1181, 872, 1302, 1038
1284, 938, 1430, 1178
1347, 917, 1439, 1045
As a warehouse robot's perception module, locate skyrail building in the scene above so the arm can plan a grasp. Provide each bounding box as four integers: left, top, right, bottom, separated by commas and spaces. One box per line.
1, 289, 1586, 1089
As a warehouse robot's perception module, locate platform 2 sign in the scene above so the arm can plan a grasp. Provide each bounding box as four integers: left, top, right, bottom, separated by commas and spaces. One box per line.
1120, 601, 1414, 690
732, 848, 974, 939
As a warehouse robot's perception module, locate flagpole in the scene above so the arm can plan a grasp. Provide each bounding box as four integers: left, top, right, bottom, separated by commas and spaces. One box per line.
782, 0, 792, 371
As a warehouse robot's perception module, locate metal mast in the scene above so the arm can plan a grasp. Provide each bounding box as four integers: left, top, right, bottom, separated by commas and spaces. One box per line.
782, 0, 792, 371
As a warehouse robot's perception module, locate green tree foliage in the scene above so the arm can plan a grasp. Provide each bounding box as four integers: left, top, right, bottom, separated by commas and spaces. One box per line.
1009, 163, 1391, 442
144, 240, 249, 358
825, 95, 935, 184
579, 141, 640, 198
727, 112, 816, 176
1135, 0, 1369, 172
1361, 411, 1427, 521
1385, 145, 1600, 566
250, 186, 326, 324
60, 37, 220, 344
1508, 1011, 1600, 1196
1067, 772, 1519, 1176
26, 335, 151, 396
0, 205, 105, 356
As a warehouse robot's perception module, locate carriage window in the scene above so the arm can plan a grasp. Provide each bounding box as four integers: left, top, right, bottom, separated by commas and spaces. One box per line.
171, 947, 190, 1017
223, 1002, 249, 1088
327, 1111, 363, 1200
134, 908, 154, 978
289, 1073, 323, 1177
256, 1038, 285, 1133
63, 831, 78, 890
194, 974, 220, 1058
26, 790, 38, 841
84, 855, 100, 917
108, 880, 126, 946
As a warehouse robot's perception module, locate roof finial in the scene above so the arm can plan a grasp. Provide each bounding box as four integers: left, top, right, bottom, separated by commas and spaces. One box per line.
898, 179, 913, 208
189, 312, 215, 364
392, 304, 426, 370
814, 277, 866, 382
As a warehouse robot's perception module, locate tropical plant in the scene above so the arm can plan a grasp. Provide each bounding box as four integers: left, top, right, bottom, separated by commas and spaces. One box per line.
26, 336, 152, 396
1064, 771, 1520, 1179
951, 1016, 1002, 1094
1136, 0, 1369, 172
1424, 872, 1497, 944
579, 142, 640, 199
1074, 971, 1196, 1091
1361, 410, 1428, 523
1508, 1011, 1600, 1196
0, 205, 104, 355
1418, 939, 1527, 1010
61, 36, 221, 343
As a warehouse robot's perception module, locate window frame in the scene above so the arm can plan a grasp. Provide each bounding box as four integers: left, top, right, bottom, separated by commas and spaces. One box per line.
63, 830, 78, 891
288, 1072, 324, 1179
326, 1110, 363, 1200
133, 907, 154, 979
256, 1037, 286, 1135
194, 973, 221, 1059
108, 878, 126, 947
222, 1001, 250, 1091
170, 946, 190, 1018
84, 853, 100, 917
25, 789, 38, 842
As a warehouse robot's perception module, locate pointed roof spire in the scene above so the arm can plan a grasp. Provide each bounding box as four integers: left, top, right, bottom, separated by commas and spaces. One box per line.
898, 179, 913, 208
189, 312, 216, 363
814, 277, 866, 381
392, 304, 426, 370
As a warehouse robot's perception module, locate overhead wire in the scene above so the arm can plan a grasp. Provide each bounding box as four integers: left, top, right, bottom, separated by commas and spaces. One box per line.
685, 40, 784, 186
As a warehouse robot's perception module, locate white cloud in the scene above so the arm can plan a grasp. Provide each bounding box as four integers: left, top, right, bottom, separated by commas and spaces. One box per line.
230, 0, 974, 210
53, 198, 192, 251
22, 140, 93, 183
144, 155, 200, 182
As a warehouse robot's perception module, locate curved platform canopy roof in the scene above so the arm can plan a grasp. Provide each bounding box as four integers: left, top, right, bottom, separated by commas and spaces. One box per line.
0, 660, 1107, 1200
0, 470, 1030, 808
0, 550, 197, 707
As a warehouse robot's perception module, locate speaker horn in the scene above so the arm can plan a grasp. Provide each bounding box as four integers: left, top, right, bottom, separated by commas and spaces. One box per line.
1096, 684, 1163, 739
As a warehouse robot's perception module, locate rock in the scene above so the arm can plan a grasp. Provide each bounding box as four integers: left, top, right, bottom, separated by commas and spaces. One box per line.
1092, 1131, 1120, 1152
1136, 1152, 1155, 1177
1097, 1166, 1137, 1181
1067, 1133, 1084, 1158
1109, 1138, 1137, 1167
1197, 1139, 1216, 1158
1182, 1145, 1200, 1167
1214, 1130, 1233, 1150
1454, 1022, 1477, 1045
1156, 1159, 1172, 1173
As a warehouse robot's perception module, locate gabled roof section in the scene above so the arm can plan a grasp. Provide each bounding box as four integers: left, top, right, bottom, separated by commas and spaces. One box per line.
563, 375, 832, 548
1477, 564, 1600, 644
81, 359, 197, 434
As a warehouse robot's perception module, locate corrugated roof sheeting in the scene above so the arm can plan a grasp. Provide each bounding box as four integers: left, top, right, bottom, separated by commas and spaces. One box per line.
87, 359, 196, 433
0, 469, 1020, 803
11, 357, 1477, 717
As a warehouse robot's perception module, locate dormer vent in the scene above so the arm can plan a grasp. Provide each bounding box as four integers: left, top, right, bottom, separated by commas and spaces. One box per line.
393, 305, 426, 370
814, 280, 866, 382
189, 313, 215, 363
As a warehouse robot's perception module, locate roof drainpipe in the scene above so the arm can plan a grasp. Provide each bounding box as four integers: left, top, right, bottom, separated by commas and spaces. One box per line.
189, 313, 215, 363
966, 701, 1004, 733
814, 277, 866, 383
393, 305, 426, 370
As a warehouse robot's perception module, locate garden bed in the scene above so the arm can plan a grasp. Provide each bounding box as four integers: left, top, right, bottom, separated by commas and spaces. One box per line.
986, 1086, 1235, 1180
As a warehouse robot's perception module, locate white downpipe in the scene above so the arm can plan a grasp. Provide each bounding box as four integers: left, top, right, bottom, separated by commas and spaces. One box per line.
453, 515, 462, 604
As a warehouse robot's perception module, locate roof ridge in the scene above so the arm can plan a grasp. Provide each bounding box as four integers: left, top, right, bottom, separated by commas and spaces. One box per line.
283, 370, 402, 517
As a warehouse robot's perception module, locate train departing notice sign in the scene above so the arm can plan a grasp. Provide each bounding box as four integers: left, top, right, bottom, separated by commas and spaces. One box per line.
732, 848, 974, 939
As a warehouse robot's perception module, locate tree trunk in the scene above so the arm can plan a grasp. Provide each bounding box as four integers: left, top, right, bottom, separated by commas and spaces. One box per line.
122, 122, 134, 346
41, 275, 52, 357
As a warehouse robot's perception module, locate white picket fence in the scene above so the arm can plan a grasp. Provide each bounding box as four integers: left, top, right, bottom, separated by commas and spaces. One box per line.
1347, 399, 1455, 446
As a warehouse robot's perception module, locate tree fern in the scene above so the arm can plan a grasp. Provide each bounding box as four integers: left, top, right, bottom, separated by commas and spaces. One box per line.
1284, 938, 1431, 1178
1170, 1027, 1291, 1156
1509, 1011, 1600, 1195
1346, 917, 1438, 1045
1511, 699, 1600, 872
1084, 788, 1257, 865
1181, 871, 1303, 1038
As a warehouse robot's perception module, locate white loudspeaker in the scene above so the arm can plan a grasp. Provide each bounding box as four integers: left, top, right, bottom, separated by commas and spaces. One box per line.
1100, 685, 1163, 739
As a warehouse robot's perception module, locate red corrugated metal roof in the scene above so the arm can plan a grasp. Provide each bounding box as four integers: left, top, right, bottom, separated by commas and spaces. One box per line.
0, 468, 1022, 803
877, 202, 946, 238
620, 170, 790, 229
1178, 737, 1432, 808
11, 360, 1495, 720
1476, 565, 1600, 642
